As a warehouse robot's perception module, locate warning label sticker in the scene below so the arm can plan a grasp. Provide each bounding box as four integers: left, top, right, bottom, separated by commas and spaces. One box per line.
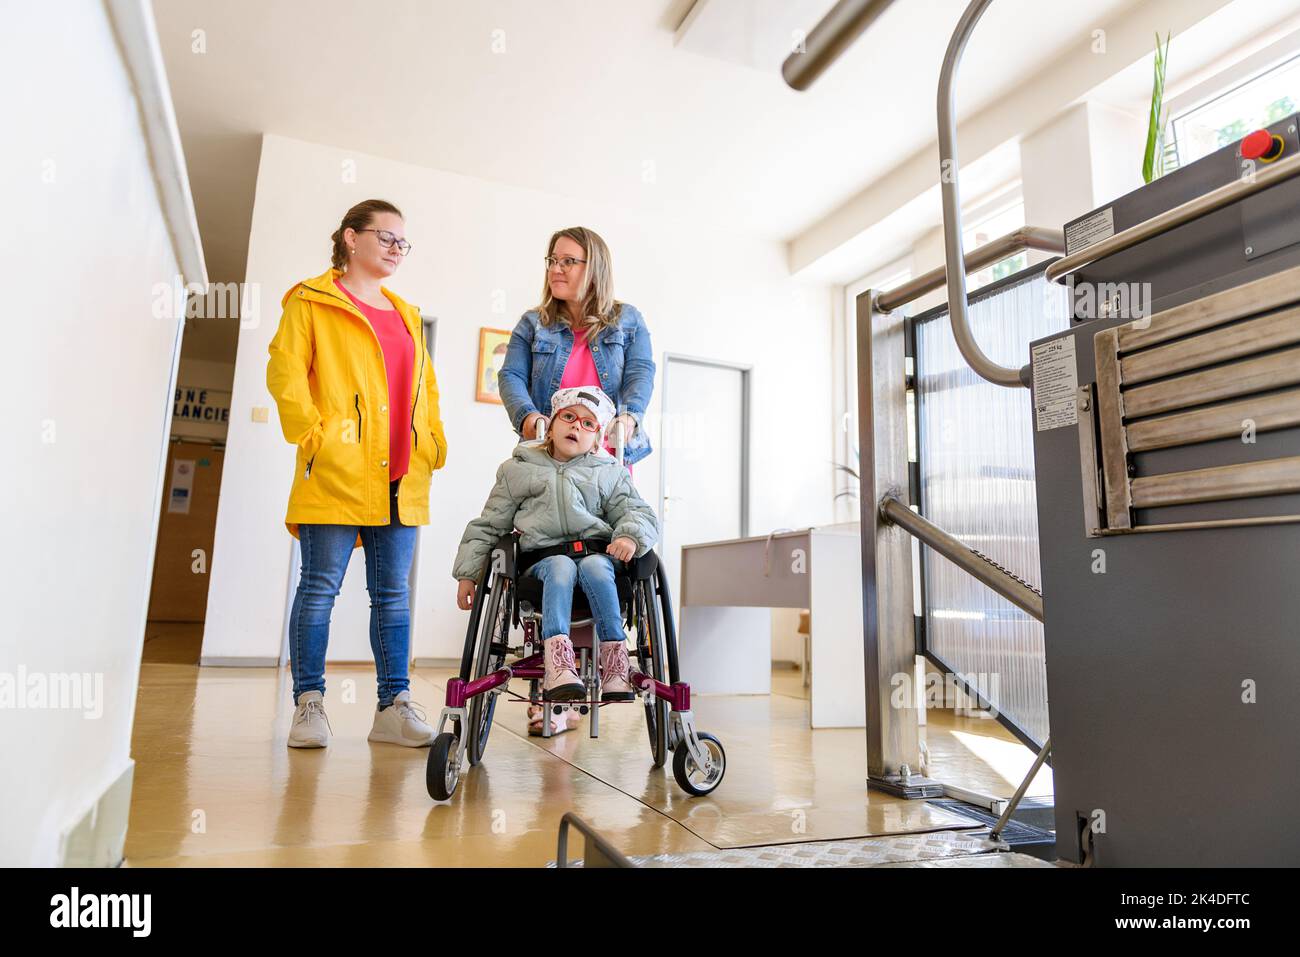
1032, 336, 1078, 431
1064, 207, 1115, 255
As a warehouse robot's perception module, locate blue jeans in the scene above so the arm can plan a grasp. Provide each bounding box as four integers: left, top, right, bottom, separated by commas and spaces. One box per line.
289, 478, 417, 707
524, 554, 626, 643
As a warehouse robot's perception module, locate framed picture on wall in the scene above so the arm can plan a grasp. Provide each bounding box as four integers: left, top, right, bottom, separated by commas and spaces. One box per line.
476, 327, 512, 404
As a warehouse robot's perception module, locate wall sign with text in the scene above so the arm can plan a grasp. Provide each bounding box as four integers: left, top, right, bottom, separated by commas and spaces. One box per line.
173, 386, 231, 433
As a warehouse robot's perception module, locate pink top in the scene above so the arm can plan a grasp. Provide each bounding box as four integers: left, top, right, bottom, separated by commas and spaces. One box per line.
338, 282, 413, 481
560, 328, 632, 476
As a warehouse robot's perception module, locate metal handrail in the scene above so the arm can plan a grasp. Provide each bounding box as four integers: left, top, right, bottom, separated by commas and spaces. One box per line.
555, 812, 635, 868
781, 0, 899, 91
938, 0, 1029, 388
875, 225, 1064, 313
937, 3, 1300, 386
1045, 150, 1300, 284
786, 0, 1060, 388
879, 495, 1044, 621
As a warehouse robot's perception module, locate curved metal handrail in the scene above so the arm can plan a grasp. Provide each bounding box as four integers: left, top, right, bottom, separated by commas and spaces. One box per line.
556, 812, 635, 868
938, 0, 1027, 389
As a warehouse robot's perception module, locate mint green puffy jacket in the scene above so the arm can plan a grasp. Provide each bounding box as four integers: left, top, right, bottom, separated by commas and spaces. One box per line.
452, 440, 660, 581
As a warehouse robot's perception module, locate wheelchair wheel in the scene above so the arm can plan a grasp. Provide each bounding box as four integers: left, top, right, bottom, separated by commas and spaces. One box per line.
427, 732, 459, 800
672, 732, 726, 796
634, 580, 670, 768
467, 569, 511, 766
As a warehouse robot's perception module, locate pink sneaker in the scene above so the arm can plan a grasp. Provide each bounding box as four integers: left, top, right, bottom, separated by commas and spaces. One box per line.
543, 634, 585, 701
599, 641, 635, 702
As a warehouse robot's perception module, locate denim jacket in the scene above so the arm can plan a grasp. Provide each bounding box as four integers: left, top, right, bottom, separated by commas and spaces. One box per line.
497, 303, 656, 466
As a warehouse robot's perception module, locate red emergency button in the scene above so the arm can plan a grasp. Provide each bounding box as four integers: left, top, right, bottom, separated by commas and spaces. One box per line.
1241, 129, 1283, 162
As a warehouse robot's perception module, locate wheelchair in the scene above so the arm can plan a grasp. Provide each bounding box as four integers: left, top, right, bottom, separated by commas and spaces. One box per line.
427, 531, 726, 801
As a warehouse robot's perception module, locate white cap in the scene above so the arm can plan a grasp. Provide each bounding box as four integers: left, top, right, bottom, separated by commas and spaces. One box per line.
550, 385, 618, 431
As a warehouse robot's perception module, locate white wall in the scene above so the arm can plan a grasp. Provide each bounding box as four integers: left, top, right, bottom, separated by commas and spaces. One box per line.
1020, 100, 1147, 267
2, 2, 196, 865
1086, 101, 1149, 212
1020, 103, 1098, 259
771, 608, 805, 665
203, 133, 835, 665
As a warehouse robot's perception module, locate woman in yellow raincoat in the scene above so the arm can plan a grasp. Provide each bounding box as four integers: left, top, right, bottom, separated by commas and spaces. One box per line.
266, 199, 447, 751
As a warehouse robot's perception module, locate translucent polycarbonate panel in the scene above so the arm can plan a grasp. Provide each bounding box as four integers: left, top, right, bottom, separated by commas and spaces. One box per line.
914, 269, 1070, 747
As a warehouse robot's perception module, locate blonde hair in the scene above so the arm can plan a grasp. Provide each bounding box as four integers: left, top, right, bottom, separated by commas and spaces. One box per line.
535, 226, 622, 342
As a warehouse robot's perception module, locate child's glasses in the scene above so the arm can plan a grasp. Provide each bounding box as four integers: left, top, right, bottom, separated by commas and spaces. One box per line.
556, 410, 599, 432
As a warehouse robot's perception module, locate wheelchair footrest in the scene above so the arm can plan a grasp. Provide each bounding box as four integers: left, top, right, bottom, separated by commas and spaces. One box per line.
527, 699, 619, 708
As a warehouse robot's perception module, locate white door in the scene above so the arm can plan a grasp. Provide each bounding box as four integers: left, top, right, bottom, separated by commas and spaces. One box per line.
659, 357, 748, 623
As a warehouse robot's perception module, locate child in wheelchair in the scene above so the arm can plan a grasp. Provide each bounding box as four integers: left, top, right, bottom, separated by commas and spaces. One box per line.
452, 386, 659, 728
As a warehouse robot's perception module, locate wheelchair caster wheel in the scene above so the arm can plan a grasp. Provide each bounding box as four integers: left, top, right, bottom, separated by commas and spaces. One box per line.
672, 732, 725, 796
667, 723, 682, 752
427, 732, 459, 801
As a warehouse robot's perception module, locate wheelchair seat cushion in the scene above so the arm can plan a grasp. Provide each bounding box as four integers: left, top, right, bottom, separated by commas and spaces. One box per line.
516, 557, 634, 620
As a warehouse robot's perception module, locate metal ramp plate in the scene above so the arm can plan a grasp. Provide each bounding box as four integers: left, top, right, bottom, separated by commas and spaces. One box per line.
553, 828, 1056, 868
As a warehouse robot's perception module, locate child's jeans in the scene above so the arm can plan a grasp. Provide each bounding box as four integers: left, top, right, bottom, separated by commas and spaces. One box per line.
525, 553, 626, 643
288, 478, 417, 707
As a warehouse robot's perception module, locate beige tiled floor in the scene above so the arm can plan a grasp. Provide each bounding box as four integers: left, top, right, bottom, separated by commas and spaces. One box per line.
126, 629, 1054, 867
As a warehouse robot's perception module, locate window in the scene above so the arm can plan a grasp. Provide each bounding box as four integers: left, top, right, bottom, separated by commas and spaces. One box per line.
964, 196, 1026, 290
1165, 50, 1300, 169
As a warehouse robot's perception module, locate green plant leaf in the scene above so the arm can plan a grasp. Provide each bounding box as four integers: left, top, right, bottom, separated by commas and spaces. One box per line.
1143, 32, 1171, 183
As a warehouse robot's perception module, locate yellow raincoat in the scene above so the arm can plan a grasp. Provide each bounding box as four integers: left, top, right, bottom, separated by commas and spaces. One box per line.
266, 267, 448, 547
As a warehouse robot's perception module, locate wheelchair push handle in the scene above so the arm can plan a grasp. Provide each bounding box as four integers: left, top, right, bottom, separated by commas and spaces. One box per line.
533, 410, 627, 466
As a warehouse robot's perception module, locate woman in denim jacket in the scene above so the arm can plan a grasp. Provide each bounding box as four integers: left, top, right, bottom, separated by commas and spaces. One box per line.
497, 226, 655, 473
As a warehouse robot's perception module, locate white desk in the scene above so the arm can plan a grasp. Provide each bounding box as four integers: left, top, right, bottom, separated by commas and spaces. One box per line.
678, 522, 866, 728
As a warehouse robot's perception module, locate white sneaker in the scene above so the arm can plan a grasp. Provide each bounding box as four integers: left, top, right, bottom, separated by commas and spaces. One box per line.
368, 690, 434, 747
288, 690, 331, 748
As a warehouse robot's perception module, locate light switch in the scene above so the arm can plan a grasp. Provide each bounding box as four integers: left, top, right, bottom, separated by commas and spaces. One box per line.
251, 407, 269, 423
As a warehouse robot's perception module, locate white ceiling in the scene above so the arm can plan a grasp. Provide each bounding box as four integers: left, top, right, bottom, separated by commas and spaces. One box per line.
156, 0, 1146, 301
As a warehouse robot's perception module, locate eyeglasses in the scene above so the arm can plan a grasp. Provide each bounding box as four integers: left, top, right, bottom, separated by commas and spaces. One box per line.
544, 256, 587, 271
358, 229, 412, 255
556, 409, 599, 432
